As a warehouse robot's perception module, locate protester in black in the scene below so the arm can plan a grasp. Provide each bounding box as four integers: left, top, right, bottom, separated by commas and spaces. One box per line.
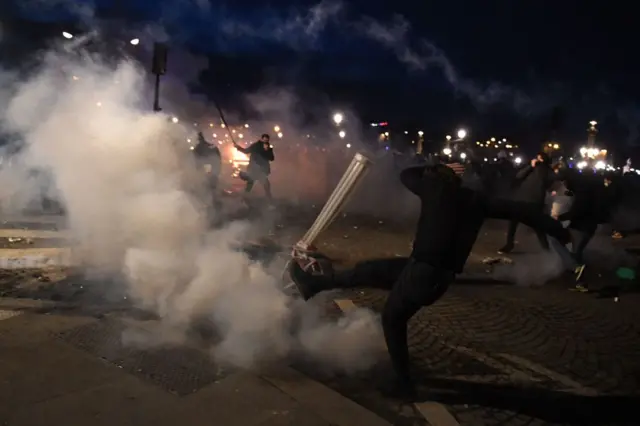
289, 161, 570, 399
193, 132, 222, 213
234, 133, 275, 201
499, 152, 555, 254
557, 173, 621, 287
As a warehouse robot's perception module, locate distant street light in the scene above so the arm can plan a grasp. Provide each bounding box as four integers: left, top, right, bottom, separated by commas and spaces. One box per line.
171, 117, 179, 123
457, 129, 467, 139
460, 152, 467, 159
62, 32, 73, 39
446, 135, 452, 141
274, 125, 280, 133
277, 132, 283, 138
338, 130, 346, 138
130, 38, 140, 46
443, 147, 452, 156
333, 113, 343, 125
418, 130, 424, 137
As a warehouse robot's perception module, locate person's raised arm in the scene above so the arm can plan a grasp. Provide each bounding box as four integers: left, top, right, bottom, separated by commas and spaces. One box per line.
234, 141, 254, 154
515, 164, 534, 180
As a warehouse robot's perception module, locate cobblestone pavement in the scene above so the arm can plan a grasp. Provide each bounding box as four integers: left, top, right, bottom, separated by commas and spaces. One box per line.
314, 284, 639, 426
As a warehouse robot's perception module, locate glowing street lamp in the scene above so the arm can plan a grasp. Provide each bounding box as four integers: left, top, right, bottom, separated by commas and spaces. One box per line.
460, 152, 467, 160
445, 135, 452, 141
514, 157, 522, 164
171, 117, 179, 123
277, 132, 283, 138
457, 129, 467, 139
332, 112, 343, 125
418, 130, 424, 137
338, 130, 346, 138
346, 143, 351, 148
274, 125, 280, 133
62, 31, 73, 39
590, 120, 597, 127
130, 38, 140, 46
443, 147, 452, 156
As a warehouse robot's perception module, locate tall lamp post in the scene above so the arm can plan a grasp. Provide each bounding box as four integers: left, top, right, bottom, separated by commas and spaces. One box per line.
151, 42, 168, 112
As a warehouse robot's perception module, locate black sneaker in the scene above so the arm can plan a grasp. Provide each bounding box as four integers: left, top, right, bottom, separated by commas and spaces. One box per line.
288, 260, 328, 301
498, 244, 514, 255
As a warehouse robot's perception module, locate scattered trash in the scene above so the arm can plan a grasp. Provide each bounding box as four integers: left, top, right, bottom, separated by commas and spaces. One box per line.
482, 256, 513, 265
6, 237, 34, 244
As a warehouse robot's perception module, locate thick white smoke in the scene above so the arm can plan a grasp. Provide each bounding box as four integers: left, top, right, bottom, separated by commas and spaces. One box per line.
0, 46, 383, 373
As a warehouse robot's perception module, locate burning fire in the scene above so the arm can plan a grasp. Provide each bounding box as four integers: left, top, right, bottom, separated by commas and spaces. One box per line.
232, 149, 249, 166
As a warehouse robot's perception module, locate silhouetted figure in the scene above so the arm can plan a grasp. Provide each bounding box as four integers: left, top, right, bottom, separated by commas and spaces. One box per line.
290, 161, 570, 399
499, 152, 555, 254
234, 133, 275, 202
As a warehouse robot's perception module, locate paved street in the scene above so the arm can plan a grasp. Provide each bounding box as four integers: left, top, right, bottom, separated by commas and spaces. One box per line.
0, 305, 391, 426
0, 209, 639, 425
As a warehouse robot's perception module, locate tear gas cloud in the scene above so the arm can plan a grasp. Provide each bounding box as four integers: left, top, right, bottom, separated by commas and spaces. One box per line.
0, 40, 384, 373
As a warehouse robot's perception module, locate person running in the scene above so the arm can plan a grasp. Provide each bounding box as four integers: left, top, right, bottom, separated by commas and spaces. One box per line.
290, 160, 570, 398
234, 133, 275, 202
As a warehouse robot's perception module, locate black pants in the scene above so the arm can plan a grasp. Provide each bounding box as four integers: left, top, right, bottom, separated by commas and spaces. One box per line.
329, 257, 454, 383
505, 219, 550, 250
240, 171, 272, 200
572, 229, 595, 265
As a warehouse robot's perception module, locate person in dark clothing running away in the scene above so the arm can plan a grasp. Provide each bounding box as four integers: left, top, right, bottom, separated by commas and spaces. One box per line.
499, 152, 555, 254
193, 132, 222, 214
289, 161, 570, 399
234, 134, 275, 201
551, 173, 622, 290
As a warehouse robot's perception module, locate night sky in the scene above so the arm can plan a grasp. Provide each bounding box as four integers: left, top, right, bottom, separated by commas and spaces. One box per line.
1, 0, 639, 155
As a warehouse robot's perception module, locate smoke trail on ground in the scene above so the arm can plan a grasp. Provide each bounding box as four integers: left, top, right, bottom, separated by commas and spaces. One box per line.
491, 251, 564, 287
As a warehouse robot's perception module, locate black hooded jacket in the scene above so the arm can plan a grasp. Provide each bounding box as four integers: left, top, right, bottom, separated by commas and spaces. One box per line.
558, 175, 621, 232
400, 165, 570, 273
236, 141, 275, 175
194, 140, 221, 175
512, 162, 555, 205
